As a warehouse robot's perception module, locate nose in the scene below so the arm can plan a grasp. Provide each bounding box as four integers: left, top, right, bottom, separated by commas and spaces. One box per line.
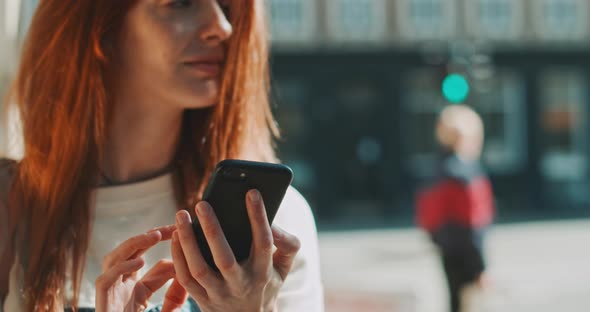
198, 0, 233, 46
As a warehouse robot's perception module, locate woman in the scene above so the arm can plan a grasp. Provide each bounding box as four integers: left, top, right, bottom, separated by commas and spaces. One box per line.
0, 0, 323, 311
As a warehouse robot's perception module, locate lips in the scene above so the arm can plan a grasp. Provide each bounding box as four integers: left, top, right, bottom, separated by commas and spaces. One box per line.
184, 61, 222, 76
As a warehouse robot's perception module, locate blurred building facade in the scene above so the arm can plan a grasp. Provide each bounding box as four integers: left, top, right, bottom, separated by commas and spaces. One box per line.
2, 0, 590, 228
268, 0, 590, 227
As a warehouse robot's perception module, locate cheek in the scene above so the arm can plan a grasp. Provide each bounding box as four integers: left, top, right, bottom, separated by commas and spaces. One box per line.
122, 10, 191, 73
144, 23, 183, 69
118, 7, 219, 107
172, 19, 190, 35
155, 13, 203, 58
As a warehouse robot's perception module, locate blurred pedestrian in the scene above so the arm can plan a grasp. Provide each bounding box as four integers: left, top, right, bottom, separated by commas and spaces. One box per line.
416, 105, 495, 312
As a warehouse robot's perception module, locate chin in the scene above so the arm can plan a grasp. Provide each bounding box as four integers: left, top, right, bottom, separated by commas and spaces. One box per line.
175, 86, 220, 110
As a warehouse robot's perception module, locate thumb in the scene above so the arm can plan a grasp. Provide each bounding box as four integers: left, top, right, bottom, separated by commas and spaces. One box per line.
129, 260, 175, 311
161, 279, 189, 312
271, 226, 301, 281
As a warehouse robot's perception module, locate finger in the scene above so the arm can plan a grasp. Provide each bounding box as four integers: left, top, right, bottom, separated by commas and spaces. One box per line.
129, 225, 177, 259
102, 231, 162, 271
95, 258, 145, 292
246, 190, 273, 271
171, 230, 208, 301
271, 226, 301, 281
175, 210, 221, 289
95, 258, 144, 312
132, 260, 176, 306
161, 279, 189, 312
148, 224, 176, 240
195, 202, 239, 276
96, 258, 145, 312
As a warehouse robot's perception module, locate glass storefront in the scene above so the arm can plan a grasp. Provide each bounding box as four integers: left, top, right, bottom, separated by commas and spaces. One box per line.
538, 69, 590, 206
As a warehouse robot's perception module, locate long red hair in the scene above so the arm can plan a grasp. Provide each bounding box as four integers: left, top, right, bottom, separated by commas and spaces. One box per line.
3, 0, 277, 310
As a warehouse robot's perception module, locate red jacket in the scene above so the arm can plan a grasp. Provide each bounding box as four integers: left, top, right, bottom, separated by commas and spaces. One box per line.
417, 177, 495, 232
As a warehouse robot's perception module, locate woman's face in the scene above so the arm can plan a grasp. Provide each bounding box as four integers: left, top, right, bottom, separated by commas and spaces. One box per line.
115, 0, 233, 110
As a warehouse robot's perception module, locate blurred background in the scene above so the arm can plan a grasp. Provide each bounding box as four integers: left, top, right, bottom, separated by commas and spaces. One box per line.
1, 0, 590, 311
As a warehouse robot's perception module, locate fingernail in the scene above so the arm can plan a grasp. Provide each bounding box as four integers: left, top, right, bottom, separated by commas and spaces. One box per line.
176, 211, 190, 225
196, 202, 211, 217
133, 257, 144, 265
146, 230, 161, 239
273, 226, 284, 241
248, 190, 261, 203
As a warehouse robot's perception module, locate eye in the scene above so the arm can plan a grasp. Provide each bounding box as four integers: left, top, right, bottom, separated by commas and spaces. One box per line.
168, 0, 192, 9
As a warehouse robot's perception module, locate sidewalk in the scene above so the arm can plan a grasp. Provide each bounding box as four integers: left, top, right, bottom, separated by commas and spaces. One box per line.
319, 220, 590, 312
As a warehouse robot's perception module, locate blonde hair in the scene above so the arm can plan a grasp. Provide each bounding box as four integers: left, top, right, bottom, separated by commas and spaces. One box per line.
436, 105, 484, 160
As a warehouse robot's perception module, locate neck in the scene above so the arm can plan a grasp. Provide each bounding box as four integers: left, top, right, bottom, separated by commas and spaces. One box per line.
100, 99, 183, 185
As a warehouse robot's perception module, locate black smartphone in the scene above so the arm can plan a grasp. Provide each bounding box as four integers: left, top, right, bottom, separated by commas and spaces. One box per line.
192, 159, 293, 270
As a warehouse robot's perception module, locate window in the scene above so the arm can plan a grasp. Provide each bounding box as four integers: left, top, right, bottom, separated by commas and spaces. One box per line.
465, 0, 524, 40
3, 0, 18, 40
537, 69, 590, 205
397, 0, 457, 41
538, 70, 588, 182
533, 0, 588, 40
401, 69, 527, 176
326, 0, 388, 43
18, 0, 38, 38
272, 79, 316, 191
401, 69, 446, 177
472, 71, 527, 173
268, 0, 317, 45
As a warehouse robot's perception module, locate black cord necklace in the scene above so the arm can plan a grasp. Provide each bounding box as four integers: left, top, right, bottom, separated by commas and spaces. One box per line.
98, 165, 174, 187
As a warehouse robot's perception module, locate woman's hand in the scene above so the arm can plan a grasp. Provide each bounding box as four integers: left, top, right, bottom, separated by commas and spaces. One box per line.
171, 190, 301, 312
95, 225, 189, 312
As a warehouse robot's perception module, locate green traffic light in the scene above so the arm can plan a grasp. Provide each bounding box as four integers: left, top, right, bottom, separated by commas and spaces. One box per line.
442, 74, 470, 103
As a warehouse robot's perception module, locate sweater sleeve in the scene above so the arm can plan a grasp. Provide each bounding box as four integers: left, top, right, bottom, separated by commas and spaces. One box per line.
273, 187, 324, 312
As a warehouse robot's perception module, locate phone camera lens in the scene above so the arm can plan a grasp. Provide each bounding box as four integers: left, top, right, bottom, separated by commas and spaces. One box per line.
222, 168, 232, 177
